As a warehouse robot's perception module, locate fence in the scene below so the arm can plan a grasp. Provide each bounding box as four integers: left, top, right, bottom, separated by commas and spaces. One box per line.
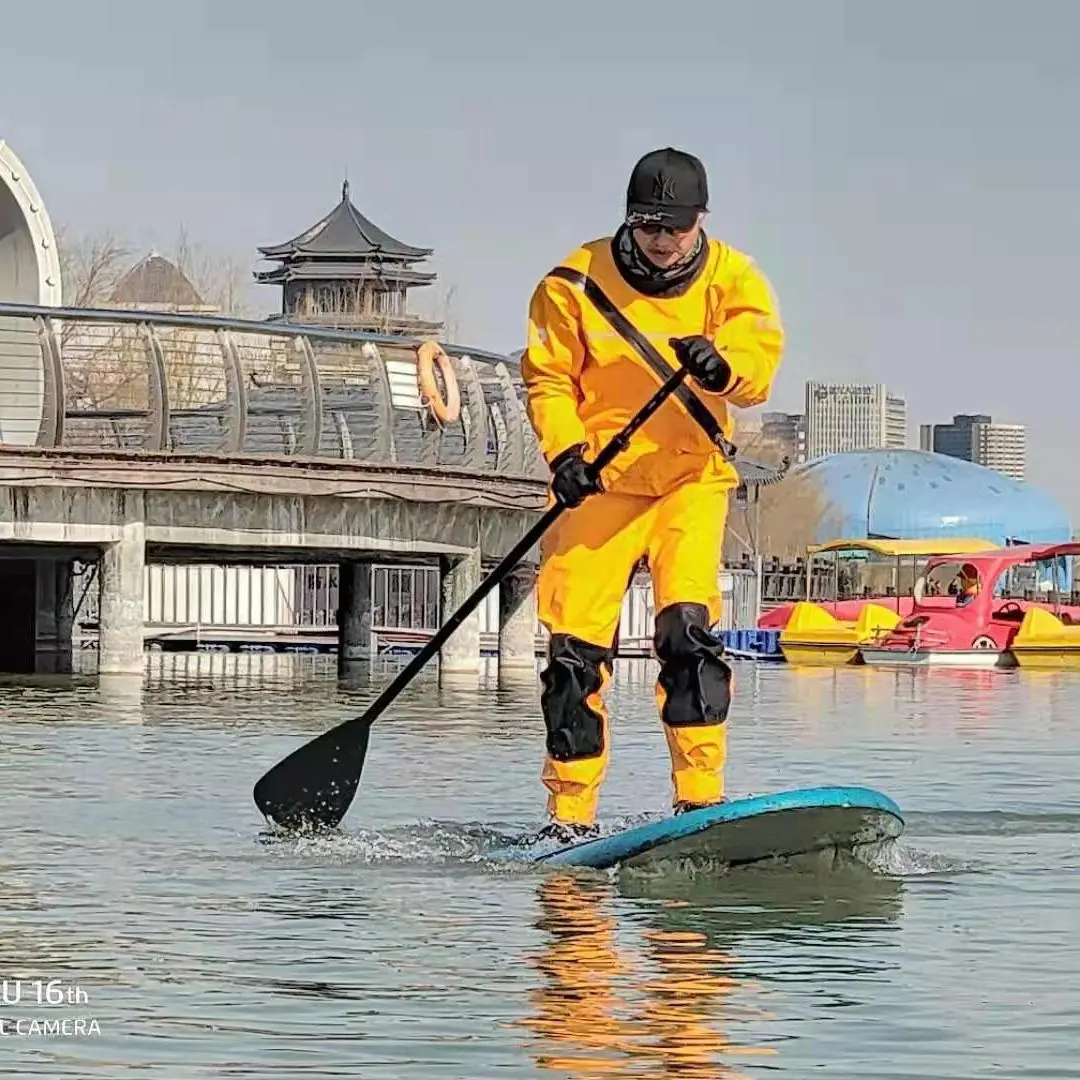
70, 560, 763, 657
0, 301, 546, 477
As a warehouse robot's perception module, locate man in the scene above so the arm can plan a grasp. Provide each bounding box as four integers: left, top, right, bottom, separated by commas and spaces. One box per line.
520, 147, 785, 842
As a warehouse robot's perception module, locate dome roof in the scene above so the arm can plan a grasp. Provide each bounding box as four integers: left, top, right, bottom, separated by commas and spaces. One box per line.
110, 253, 204, 308
788, 449, 1072, 546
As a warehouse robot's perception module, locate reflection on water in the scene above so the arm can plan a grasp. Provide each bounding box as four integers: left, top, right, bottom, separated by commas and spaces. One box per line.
522, 875, 635, 1076
519, 863, 905, 1078
1, 653, 1079, 1077
520, 872, 771, 1078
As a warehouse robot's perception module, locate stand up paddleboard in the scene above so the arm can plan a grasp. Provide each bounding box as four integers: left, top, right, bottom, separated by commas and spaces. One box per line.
526, 786, 903, 871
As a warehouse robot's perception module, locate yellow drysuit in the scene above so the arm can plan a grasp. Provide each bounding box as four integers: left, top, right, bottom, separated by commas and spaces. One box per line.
521, 235, 784, 826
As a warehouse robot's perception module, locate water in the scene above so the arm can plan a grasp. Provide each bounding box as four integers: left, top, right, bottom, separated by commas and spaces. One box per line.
2, 653, 1079, 1078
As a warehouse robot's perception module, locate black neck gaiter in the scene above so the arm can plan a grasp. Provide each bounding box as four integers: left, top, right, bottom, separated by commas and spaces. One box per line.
611, 224, 707, 298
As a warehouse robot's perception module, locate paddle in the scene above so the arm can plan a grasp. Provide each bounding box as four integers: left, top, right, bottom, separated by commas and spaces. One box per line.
252, 362, 693, 833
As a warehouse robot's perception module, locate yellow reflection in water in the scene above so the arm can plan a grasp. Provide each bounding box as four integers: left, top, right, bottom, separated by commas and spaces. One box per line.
516, 872, 775, 1078
632, 924, 776, 1077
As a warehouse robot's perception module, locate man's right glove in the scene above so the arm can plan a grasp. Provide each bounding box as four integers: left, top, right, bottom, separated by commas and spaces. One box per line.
549, 443, 603, 508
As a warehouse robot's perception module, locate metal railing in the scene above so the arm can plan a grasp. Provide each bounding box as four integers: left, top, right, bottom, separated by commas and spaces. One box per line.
0, 301, 546, 477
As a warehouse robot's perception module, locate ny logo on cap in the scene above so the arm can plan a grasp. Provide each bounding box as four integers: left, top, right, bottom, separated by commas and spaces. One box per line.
654, 175, 677, 202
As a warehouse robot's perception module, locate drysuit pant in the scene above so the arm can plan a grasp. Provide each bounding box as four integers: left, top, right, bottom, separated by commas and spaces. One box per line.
537, 477, 734, 826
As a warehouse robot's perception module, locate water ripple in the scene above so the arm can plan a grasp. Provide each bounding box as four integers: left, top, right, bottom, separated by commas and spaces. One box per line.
0, 654, 1077, 1077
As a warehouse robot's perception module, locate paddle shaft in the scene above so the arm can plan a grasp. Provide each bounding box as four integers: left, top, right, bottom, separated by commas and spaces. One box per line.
251, 362, 697, 830
349, 363, 691, 729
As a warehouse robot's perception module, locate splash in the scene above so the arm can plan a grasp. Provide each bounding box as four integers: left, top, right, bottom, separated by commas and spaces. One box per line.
257, 818, 550, 873
256, 809, 982, 884
255, 810, 677, 874
254, 813, 931, 883
852, 838, 978, 877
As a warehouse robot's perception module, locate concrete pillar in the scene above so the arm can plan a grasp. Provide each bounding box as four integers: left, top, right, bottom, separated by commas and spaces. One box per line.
35, 559, 74, 674
498, 567, 538, 681
439, 548, 482, 679
337, 560, 374, 673
98, 522, 146, 676
55, 561, 75, 674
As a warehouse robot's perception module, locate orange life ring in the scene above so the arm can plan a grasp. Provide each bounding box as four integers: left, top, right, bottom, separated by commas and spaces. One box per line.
415, 340, 461, 424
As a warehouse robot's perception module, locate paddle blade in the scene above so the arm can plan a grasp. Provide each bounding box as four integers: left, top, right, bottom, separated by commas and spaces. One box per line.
252, 719, 373, 833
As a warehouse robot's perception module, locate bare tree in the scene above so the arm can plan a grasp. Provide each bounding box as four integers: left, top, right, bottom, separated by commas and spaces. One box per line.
55, 224, 253, 317
725, 420, 842, 562
55, 227, 134, 313
170, 224, 255, 316
408, 280, 460, 340
439, 283, 461, 342
53, 225, 256, 427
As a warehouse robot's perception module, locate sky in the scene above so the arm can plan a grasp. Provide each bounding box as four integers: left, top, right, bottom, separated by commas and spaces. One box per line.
2, 0, 1079, 513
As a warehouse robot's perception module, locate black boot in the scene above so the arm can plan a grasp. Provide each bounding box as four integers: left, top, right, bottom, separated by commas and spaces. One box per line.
533, 820, 601, 845
674, 797, 728, 816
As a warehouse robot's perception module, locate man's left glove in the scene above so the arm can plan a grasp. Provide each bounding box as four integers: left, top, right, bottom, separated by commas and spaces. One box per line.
668, 335, 732, 393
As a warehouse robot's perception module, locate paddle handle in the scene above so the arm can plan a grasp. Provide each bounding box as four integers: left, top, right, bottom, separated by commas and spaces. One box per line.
352, 364, 690, 724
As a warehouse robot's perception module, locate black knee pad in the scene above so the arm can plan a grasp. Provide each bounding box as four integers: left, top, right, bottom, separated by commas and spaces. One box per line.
540, 634, 614, 761
654, 602, 732, 727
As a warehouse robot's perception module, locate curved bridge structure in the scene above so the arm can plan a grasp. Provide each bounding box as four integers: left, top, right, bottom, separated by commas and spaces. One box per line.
0, 299, 549, 477
0, 141, 61, 446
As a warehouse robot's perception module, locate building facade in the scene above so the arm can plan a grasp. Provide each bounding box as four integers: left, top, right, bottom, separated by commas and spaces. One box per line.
760, 410, 807, 464
971, 421, 1026, 481
804, 382, 907, 460
921, 413, 1026, 481
108, 253, 213, 313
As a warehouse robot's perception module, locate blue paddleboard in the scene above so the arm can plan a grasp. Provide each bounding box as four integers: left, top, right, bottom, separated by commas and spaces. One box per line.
532, 785, 903, 871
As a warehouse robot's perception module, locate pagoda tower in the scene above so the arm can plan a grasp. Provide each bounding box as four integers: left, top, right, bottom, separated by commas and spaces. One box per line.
255, 180, 443, 336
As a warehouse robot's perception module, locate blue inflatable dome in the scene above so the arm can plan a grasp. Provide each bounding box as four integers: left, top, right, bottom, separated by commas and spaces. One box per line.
791, 449, 1072, 547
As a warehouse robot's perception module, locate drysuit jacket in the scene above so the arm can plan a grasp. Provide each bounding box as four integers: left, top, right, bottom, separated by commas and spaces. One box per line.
522, 236, 784, 498
521, 235, 785, 824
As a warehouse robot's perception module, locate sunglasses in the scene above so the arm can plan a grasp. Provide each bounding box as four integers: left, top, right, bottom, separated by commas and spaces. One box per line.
634, 222, 697, 237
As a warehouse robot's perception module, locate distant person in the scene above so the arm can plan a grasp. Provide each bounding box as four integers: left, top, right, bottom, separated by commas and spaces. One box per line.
955, 564, 980, 606
520, 147, 786, 842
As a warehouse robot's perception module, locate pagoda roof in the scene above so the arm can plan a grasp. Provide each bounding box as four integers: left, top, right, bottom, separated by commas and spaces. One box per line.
258, 180, 433, 261
253, 262, 437, 287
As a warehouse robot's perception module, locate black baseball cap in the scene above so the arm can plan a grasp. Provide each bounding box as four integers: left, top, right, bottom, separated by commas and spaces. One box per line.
625, 147, 709, 230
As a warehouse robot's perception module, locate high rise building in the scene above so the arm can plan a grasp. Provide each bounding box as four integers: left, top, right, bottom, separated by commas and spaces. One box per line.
971, 422, 1026, 481
925, 413, 991, 460
804, 382, 908, 460
924, 413, 1026, 480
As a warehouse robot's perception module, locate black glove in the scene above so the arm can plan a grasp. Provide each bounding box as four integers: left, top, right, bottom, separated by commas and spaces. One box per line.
668, 335, 732, 393
549, 443, 603, 508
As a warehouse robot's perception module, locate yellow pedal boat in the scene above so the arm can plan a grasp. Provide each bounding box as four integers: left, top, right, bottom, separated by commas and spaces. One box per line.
779, 600, 904, 666
773, 537, 999, 666
1010, 606, 1080, 670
